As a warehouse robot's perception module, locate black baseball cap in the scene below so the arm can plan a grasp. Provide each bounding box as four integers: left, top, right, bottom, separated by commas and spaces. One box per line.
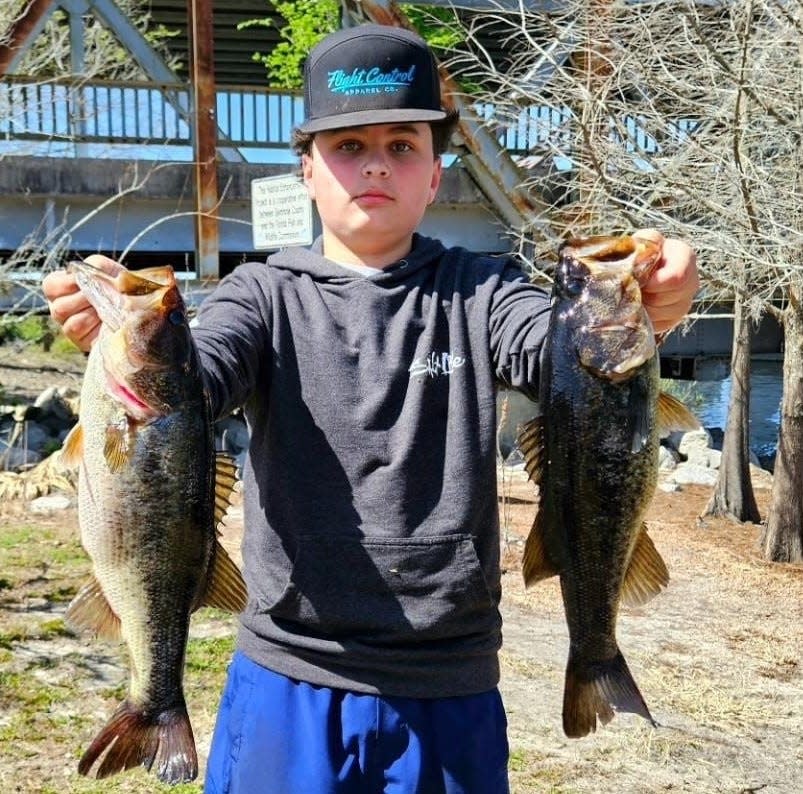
298, 24, 447, 134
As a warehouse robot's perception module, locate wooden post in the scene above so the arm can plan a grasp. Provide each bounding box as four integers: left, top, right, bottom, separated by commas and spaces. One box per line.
188, 0, 220, 280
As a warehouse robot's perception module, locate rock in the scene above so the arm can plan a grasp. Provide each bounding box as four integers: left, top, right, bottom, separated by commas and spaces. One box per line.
658, 480, 682, 493
0, 383, 80, 473
658, 445, 678, 471
0, 444, 42, 469
749, 463, 774, 489
669, 463, 719, 487
698, 447, 721, 469
19, 422, 50, 453
1, 418, 54, 468
33, 386, 78, 434
678, 428, 714, 461
29, 493, 73, 512
665, 429, 686, 452
57, 385, 81, 413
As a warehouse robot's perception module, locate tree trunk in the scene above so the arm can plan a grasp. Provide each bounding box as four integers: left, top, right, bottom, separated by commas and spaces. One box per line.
703, 292, 761, 522
763, 290, 803, 562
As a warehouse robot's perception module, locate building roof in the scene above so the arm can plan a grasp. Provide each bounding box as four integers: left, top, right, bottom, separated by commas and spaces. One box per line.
147, 0, 281, 85
146, 1, 524, 86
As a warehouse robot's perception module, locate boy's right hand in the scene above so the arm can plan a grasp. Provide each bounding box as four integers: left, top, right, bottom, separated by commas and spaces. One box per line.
42, 254, 120, 352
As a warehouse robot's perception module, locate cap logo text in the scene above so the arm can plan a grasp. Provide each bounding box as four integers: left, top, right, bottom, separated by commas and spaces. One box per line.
327, 65, 416, 96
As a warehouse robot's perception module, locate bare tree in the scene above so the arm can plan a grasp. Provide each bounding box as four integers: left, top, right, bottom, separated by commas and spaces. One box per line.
446, 0, 802, 560
0, 0, 180, 80
700, 1, 762, 524
0, 1, 185, 311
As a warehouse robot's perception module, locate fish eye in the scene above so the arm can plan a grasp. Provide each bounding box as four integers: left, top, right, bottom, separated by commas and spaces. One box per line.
563, 277, 586, 297
168, 309, 185, 325
555, 258, 587, 298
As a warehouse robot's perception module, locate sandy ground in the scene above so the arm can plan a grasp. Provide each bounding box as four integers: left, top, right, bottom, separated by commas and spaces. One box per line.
495, 474, 802, 794
1, 347, 801, 793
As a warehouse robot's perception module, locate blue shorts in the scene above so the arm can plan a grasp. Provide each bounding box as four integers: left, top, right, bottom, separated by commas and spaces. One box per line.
205, 651, 509, 794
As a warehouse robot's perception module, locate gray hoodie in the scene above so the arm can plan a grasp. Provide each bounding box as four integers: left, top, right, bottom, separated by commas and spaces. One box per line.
193, 234, 550, 697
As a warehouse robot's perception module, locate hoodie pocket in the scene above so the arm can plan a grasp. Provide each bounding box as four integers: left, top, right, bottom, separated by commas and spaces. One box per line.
262, 533, 498, 643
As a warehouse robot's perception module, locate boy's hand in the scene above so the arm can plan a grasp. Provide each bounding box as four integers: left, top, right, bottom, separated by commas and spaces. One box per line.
634, 229, 699, 335
42, 255, 121, 352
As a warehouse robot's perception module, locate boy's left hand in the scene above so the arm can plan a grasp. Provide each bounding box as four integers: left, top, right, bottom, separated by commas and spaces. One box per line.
634, 229, 699, 335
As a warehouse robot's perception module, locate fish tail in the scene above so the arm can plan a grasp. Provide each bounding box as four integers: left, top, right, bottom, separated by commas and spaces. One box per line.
563, 650, 656, 738
78, 699, 198, 784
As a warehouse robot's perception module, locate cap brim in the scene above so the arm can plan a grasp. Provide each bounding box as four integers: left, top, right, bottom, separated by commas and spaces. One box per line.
298, 107, 447, 134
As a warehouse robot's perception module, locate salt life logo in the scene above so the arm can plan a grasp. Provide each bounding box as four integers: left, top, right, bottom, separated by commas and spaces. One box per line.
409, 351, 466, 380
328, 65, 416, 96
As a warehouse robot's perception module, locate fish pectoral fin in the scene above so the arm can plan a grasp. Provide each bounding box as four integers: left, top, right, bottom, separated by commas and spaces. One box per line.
64, 576, 122, 641
59, 423, 84, 468
656, 391, 700, 438
522, 508, 560, 586
103, 420, 135, 473
197, 541, 248, 613
214, 452, 240, 529
517, 416, 545, 485
620, 524, 670, 607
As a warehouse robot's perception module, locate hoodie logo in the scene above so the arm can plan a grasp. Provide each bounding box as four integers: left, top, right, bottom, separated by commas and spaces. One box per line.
328, 65, 416, 96
409, 351, 466, 380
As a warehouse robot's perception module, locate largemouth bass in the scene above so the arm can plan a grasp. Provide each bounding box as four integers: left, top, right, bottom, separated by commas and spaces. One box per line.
518, 235, 697, 738
60, 260, 247, 783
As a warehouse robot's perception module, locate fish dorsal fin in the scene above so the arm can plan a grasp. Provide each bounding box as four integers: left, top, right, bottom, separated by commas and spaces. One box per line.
59, 423, 84, 468
656, 391, 700, 438
65, 575, 122, 641
103, 420, 135, 473
620, 524, 669, 606
198, 541, 248, 613
517, 416, 545, 485
522, 508, 560, 587
214, 452, 240, 529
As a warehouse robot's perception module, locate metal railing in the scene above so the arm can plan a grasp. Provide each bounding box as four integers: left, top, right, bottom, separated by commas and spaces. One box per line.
0, 75, 695, 157
0, 76, 306, 150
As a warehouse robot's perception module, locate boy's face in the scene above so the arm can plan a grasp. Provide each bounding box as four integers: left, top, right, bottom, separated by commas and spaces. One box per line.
301, 122, 442, 265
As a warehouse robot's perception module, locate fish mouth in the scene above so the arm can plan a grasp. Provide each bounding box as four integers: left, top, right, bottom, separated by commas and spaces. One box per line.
562, 236, 659, 380
70, 261, 179, 420
68, 261, 175, 331
563, 235, 661, 286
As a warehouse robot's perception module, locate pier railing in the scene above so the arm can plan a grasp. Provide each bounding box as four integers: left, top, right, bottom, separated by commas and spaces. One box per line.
0, 75, 688, 158
0, 76, 305, 151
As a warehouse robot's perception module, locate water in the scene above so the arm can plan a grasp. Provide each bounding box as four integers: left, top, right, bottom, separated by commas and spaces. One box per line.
683, 359, 783, 460
498, 359, 784, 465
497, 359, 783, 468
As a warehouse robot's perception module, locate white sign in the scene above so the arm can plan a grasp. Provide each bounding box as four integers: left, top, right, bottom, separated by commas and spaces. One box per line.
251, 174, 313, 250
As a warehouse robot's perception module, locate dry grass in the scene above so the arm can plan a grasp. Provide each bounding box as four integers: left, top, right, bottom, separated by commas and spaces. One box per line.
497, 471, 802, 794
0, 470, 800, 792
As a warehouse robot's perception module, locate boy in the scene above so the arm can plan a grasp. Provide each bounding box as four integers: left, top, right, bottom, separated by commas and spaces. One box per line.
43, 24, 699, 794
